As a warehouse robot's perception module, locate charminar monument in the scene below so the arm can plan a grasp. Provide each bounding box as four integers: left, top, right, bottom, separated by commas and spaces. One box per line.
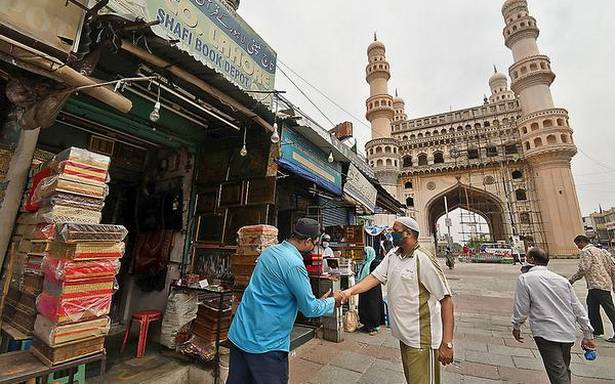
364, 0, 583, 257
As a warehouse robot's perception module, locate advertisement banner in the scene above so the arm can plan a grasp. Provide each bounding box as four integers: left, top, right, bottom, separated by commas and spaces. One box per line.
344, 164, 376, 213
108, 0, 277, 96
0, 1, 86, 55
278, 128, 342, 196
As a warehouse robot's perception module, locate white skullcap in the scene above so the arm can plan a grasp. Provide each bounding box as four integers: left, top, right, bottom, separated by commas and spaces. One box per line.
395, 217, 420, 234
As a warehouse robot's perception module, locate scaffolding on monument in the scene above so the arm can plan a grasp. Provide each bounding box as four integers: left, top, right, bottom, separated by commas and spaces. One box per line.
447, 115, 547, 251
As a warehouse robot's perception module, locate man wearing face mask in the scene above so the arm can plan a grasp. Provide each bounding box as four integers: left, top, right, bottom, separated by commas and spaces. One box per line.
341, 217, 455, 384
227, 218, 344, 384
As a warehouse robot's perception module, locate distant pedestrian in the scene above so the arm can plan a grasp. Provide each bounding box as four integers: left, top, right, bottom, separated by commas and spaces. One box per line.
512, 247, 596, 384
570, 234, 615, 342
357, 246, 385, 335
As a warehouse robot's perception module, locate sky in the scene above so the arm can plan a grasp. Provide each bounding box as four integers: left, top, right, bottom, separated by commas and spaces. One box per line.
240, 0, 615, 229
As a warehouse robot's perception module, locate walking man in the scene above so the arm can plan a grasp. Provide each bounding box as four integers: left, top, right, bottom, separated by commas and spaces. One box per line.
570, 234, 615, 342
512, 247, 596, 384
227, 218, 343, 384
341, 217, 455, 384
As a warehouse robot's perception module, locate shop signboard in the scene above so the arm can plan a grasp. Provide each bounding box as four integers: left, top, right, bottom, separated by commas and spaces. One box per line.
107, 0, 277, 98
278, 128, 342, 196
0, 0, 87, 56
344, 164, 376, 213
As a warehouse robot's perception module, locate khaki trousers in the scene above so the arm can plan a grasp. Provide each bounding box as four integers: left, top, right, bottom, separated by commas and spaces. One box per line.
400, 342, 440, 384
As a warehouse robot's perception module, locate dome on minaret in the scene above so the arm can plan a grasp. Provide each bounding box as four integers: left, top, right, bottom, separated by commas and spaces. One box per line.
368, 33, 386, 54
393, 89, 404, 106
489, 71, 507, 86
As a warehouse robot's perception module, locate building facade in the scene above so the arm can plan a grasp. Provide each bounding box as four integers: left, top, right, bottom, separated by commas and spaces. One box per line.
364, 0, 583, 257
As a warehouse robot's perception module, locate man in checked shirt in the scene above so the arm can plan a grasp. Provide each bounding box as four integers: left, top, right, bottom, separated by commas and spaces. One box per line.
570, 234, 615, 342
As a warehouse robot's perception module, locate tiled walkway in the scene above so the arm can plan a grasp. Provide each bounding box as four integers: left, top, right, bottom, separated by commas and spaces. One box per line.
289, 260, 615, 383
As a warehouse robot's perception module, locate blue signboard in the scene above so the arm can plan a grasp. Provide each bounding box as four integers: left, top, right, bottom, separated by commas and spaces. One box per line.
278, 128, 343, 195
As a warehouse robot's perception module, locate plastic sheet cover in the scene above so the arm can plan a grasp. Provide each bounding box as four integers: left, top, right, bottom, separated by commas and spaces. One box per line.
42, 258, 121, 283
33, 223, 128, 243
37, 292, 112, 323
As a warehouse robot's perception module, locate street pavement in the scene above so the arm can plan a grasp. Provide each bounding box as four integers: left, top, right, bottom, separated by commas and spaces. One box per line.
289, 260, 615, 383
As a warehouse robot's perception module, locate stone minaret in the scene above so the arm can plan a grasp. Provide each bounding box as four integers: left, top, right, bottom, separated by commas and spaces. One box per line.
488, 67, 515, 104
365, 36, 400, 199
502, 0, 582, 256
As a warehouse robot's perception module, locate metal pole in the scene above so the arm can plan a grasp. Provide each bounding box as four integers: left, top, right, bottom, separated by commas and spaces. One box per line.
444, 196, 453, 248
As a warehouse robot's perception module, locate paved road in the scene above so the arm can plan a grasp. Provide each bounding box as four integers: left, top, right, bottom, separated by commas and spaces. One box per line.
289, 260, 615, 383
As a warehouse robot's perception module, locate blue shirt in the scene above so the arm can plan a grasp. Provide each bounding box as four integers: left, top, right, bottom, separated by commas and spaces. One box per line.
228, 241, 335, 353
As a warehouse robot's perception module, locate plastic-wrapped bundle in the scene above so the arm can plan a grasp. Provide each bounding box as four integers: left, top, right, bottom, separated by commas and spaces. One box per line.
42, 258, 121, 282
37, 292, 112, 324
33, 205, 103, 224
37, 193, 105, 212
34, 315, 110, 347
46, 147, 110, 171
32, 223, 128, 243
29, 176, 108, 206
160, 291, 198, 349
31, 241, 124, 261
237, 225, 278, 253
43, 277, 115, 300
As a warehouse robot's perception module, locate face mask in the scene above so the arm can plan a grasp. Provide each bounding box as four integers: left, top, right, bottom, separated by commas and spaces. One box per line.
391, 232, 404, 247
322, 242, 330, 248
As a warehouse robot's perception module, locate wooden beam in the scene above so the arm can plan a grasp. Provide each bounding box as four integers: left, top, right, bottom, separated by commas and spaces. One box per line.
120, 40, 274, 133
0, 35, 132, 113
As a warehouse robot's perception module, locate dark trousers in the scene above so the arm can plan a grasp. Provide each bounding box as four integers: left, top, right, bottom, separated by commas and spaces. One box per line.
226, 343, 289, 384
586, 289, 615, 336
534, 337, 573, 384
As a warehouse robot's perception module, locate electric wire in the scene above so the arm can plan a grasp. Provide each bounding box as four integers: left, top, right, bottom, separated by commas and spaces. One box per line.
277, 59, 372, 130
277, 65, 336, 127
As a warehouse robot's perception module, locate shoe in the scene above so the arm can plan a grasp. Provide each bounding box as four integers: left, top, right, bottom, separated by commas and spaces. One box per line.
606, 337, 615, 343
593, 333, 603, 338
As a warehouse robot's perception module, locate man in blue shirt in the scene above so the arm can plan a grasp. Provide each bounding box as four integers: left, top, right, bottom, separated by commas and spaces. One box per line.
227, 218, 342, 384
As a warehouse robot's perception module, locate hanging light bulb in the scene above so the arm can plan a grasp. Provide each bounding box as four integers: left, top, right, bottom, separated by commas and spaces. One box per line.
149, 101, 161, 122
149, 83, 161, 122
328, 150, 334, 163
240, 125, 248, 156
270, 122, 280, 144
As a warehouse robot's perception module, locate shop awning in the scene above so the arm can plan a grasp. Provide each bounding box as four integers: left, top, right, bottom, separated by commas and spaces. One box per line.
373, 182, 406, 216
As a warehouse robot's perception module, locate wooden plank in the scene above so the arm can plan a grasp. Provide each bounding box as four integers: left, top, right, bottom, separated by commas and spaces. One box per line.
1, 323, 30, 341
31, 337, 104, 366
0, 350, 48, 383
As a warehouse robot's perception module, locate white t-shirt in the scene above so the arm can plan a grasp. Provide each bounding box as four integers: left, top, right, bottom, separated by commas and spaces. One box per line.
372, 246, 451, 349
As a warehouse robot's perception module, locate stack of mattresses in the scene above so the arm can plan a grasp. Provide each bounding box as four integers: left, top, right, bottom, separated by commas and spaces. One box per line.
231, 225, 278, 304
31, 223, 126, 365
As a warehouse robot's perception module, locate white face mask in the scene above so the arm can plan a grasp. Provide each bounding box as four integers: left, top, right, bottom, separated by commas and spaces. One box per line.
322, 242, 330, 248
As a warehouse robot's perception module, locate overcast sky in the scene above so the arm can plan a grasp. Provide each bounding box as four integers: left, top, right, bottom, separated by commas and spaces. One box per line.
241, 0, 615, 224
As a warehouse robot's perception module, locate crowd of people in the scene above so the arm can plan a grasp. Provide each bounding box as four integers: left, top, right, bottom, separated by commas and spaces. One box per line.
224, 216, 614, 384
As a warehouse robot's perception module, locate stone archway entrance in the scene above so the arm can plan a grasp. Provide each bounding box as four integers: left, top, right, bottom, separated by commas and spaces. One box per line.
426, 183, 507, 252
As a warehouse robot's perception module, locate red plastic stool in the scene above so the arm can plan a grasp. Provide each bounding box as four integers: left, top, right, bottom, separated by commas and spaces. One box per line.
120, 310, 162, 358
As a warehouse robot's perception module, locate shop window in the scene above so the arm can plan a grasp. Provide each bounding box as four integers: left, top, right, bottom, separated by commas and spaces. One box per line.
516, 189, 527, 201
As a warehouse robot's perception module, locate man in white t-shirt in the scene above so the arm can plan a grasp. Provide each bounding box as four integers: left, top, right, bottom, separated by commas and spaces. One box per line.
341, 217, 454, 384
